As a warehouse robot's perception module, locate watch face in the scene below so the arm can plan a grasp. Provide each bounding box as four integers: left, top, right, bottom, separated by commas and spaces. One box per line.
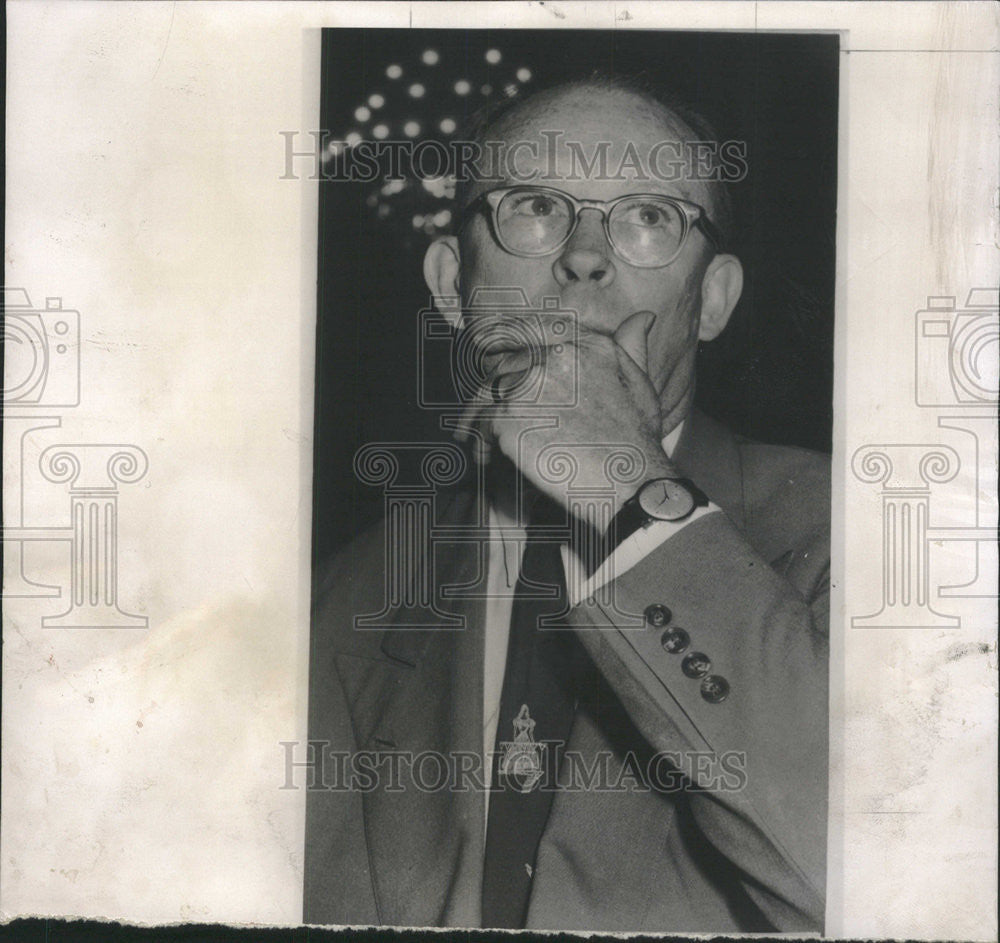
638, 478, 695, 521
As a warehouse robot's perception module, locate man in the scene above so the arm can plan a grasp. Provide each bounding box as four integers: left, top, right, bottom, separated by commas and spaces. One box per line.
305, 74, 829, 933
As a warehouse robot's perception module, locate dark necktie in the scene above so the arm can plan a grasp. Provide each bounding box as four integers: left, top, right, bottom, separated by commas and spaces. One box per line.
481, 515, 580, 928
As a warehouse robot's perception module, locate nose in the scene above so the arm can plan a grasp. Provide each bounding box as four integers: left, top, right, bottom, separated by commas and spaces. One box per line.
552, 210, 616, 289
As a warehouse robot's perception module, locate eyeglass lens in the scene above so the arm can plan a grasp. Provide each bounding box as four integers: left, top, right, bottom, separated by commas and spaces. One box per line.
495, 189, 687, 264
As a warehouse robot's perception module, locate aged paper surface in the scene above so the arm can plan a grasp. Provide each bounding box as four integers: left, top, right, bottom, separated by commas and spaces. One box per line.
2, 2, 996, 938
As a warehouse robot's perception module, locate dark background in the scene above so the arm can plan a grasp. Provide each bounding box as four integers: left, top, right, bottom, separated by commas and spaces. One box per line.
313, 29, 839, 567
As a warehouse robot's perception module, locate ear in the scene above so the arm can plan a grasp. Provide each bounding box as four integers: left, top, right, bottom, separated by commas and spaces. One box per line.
423, 236, 463, 328
698, 253, 743, 341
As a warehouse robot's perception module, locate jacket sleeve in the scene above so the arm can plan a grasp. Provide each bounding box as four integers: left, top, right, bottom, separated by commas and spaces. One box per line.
568, 510, 829, 930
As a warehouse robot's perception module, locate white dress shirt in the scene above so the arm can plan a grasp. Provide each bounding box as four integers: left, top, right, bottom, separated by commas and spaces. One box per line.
482, 425, 720, 824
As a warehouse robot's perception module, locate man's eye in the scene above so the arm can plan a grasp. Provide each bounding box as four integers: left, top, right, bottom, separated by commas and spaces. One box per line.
622, 203, 671, 227
510, 194, 561, 217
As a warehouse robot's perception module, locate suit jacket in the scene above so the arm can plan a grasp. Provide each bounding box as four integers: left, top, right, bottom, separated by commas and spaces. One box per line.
305, 409, 830, 932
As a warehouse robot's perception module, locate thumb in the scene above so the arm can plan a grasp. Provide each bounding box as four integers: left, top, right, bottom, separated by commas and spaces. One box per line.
613, 310, 655, 376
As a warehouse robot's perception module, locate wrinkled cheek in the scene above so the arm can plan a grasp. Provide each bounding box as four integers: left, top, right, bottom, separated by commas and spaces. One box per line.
462, 255, 520, 300
679, 267, 703, 323
460, 232, 553, 303
648, 314, 698, 389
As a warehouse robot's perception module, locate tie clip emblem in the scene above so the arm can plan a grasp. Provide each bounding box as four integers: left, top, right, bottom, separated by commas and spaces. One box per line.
499, 704, 544, 793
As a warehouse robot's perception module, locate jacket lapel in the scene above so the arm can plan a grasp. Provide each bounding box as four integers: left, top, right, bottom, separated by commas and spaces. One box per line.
356, 484, 488, 927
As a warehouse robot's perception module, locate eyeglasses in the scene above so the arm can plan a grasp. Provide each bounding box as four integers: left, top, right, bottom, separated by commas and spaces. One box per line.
459, 185, 722, 268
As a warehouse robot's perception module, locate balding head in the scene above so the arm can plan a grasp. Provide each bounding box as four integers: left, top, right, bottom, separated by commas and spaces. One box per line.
454, 74, 736, 252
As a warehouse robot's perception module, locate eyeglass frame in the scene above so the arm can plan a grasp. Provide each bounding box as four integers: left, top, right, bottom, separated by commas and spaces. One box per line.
457, 184, 724, 269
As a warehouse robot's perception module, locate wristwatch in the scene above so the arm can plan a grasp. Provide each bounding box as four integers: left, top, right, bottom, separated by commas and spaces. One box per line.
604, 476, 710, 555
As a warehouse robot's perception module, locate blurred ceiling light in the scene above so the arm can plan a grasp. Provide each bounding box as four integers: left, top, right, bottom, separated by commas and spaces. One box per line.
368, 93, 385, 109
485, 49, 501, 64
422, 176, 456, 199
403, 121, 421, 138
454, 79, 471, 95
354, 106, 371, 122
386, 64, 403, 79
421, 49, 440, 65
517, 68, 532, 82
439, 117, 457, 134
408, 83, 426, 98
372, 124, 389, 139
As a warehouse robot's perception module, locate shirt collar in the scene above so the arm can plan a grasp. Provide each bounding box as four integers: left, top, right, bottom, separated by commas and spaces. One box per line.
662, 420, 684, 459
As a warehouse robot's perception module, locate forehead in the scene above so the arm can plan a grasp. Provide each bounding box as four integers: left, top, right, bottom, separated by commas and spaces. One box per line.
468, 86, 711, 205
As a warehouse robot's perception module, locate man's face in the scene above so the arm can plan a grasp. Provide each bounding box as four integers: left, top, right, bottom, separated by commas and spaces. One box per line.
456, 87, 719, 409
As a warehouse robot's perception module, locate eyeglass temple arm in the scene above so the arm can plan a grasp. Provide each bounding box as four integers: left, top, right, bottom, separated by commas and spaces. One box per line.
696, 214, 725, 253
456, 192, 490, 231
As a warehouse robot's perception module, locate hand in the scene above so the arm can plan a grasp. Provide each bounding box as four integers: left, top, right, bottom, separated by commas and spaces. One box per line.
453, 309, 677, 529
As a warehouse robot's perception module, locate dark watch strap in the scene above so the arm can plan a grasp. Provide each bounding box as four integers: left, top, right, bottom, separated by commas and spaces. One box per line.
603, 499, 647, 557
601, 477, 709, 562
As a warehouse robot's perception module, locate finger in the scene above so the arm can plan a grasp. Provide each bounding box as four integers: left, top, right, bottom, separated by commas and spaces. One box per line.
465, 311, 575, 356
451, 401, 484, 444
453, 357, 534, 446
452, 414, 493, 465
470, 428, 493, 466
497, 367, 539, 402
613, 309, 655, 376
451, 380, 493, 444
454, 311, 576, 445
479, 345, 543, 378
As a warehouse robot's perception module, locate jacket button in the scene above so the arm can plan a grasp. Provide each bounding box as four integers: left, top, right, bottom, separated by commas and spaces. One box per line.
660, 627, 690, 654
700, 674, 730, 703
644, 604, 672, 627
681, 652, 712, 678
